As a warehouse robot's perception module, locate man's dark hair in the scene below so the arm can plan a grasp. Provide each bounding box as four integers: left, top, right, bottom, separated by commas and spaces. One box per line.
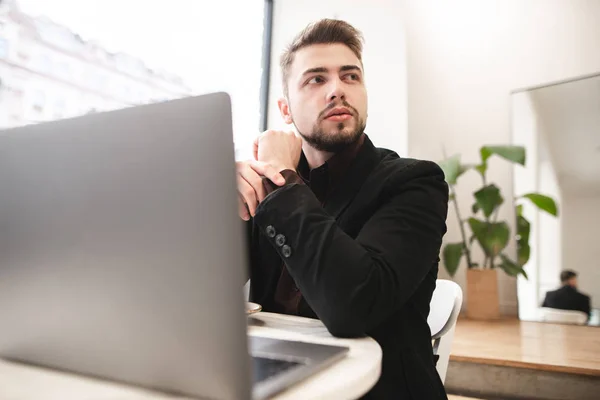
560, 270, 577, 283
280, 19, 364, 96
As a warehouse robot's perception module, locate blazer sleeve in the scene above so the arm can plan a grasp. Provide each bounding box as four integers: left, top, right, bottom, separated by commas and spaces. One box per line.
253, 160, 448, 337
583, 295, 591, 318
244, 171, 305, 284
541, 293, 549, 307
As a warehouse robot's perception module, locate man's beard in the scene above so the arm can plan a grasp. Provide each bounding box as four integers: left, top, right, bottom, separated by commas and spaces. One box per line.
295, 102, 366, 153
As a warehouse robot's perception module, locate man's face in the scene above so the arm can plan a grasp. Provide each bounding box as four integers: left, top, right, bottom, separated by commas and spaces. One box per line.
278, 43, 368, 152
568, 277, 578, 288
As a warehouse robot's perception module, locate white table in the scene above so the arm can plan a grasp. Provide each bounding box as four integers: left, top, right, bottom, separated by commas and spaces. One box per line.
0, 312, 382, 400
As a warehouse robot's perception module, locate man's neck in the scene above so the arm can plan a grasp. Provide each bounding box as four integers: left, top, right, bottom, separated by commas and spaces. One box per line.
302, 143, 334, 170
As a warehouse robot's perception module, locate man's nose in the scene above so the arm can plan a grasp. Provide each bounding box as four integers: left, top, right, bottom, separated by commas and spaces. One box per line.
327, 78, 345, 102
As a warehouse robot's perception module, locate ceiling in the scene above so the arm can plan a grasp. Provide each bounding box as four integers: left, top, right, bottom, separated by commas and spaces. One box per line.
529, 74, 600, 196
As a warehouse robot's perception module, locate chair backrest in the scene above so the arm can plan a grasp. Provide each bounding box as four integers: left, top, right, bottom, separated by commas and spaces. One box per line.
539, 307, 587, 325
427, 279, 463, 383
428, 279, 463, 339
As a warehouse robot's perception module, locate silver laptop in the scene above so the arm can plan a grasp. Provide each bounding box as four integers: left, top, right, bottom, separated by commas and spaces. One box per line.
0, 92, 348, 400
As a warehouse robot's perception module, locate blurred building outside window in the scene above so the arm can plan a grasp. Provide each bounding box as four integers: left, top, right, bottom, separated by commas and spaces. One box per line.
30, 88, 45, 112
1, 0, 269, 148
53, 96, 66, 119
0, 37, 8, 58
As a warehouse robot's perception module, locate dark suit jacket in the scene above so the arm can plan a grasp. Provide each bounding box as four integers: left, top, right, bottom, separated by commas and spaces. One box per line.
247, 135, 449, 399
542, 285, 591, 318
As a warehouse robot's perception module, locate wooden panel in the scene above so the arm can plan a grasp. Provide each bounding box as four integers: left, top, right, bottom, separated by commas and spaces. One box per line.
450, 318, 600, 376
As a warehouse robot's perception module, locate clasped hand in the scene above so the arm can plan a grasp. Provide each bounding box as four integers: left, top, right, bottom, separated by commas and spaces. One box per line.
236, 130, 302, 221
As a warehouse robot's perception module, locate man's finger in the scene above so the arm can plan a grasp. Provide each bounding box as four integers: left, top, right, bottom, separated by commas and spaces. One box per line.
253, 137, 259, 161
237, 176, 258, 216
239, 164, 267, 202
249, 161, 286, 186
238, 195, 250, 221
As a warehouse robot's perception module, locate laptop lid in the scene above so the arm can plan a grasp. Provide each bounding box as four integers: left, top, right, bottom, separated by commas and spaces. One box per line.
0, 92, 252, 399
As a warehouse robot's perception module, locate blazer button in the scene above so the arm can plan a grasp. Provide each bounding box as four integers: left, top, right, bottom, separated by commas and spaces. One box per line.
281, 245, 292, 258
265, 225, 276, 238
275, 234, 286, 247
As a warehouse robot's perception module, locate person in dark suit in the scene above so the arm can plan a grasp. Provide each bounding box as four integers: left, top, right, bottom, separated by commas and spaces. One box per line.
235, 19, 449, 399
542, 270, 591, 319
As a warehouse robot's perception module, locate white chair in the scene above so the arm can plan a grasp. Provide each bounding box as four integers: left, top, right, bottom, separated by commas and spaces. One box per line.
427, 279, 463, 383
539, 307, 588, 325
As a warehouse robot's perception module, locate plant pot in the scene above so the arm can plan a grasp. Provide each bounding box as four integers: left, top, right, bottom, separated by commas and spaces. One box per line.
466, 268, 500, 320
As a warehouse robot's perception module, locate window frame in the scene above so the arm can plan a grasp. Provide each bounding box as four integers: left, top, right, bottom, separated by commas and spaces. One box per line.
259, 0, 274, 132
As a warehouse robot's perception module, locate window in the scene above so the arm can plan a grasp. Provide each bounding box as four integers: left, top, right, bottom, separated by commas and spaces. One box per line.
31, 89, 45, 112
3, 0, 271, 138
0, 37, 8, 59
84, 70, 107, 91
53, 97, 66, 118
36, 54, 53, 73
56, 61, 71, 79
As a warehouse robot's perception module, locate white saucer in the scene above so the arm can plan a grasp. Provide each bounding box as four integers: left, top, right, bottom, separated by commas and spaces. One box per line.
246, 302, 262, 315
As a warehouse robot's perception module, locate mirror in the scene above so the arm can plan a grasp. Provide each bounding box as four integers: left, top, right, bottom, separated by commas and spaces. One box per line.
511, 73, 600, 327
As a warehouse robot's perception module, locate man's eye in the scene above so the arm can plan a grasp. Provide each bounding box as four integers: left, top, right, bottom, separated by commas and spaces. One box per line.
346, 73, 360, 81
308, 76, 325, 84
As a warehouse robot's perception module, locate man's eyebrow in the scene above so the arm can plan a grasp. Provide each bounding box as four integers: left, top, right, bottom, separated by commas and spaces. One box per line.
301, 65, 363, 77
340, 64, 362, 73
301, 67, 328, 77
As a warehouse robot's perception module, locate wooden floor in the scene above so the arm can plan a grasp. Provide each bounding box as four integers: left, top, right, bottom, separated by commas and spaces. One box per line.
451, 317, 600, 376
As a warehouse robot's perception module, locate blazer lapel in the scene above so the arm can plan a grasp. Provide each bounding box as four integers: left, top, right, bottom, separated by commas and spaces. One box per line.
324, 135, 379, 220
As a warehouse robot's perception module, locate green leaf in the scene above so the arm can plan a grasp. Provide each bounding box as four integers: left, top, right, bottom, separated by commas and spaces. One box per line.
475, 163, 487, 177
516, 213, 531, 266
438, 156, 472, 185
468, 218, 510, 258
498, 254, 528, 279
517, 214, 530, 243
442, 243, 463, 277
516, 204, 524, 217
521, 193, 558, 216
438, 155, 461, 185
518, 243, 531, 266
472, 202, 480, 214
468, 218, 486, 239
480, 145, 526, 166
474, 184, 504, 218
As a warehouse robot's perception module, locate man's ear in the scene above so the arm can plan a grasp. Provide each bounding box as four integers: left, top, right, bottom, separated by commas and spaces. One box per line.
277, 97, 293, 125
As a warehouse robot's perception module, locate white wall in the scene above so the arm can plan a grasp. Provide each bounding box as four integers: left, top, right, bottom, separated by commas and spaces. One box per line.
512, 91, 541, 320
562, 194, 600, 308
536, 143, 562, 304
268, 0, 600, 315
512, 92, 563, 320
401, 0, 600, 315
266, 0, 408, 156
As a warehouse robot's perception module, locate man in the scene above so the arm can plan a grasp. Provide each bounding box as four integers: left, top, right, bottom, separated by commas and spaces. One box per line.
236, 19, 449, 399
542, 270, 591, 319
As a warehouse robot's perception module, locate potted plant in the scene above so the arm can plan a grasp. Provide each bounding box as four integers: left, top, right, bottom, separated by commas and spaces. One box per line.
438, 146, 558, 320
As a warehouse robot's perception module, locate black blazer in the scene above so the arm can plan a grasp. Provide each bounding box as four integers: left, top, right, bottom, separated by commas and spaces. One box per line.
247, 135, 449, 399
542, 285, 591, 319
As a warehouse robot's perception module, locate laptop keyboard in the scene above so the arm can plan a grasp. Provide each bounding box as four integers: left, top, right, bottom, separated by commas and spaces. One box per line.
252, 356, 302, 383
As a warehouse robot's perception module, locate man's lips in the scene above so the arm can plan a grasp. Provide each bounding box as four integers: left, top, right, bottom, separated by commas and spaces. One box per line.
325, 114, 353, 121
324, 107, 354, 121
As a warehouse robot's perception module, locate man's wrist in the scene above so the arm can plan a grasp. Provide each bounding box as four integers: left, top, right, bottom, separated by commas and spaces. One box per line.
261, 169, 304, 197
